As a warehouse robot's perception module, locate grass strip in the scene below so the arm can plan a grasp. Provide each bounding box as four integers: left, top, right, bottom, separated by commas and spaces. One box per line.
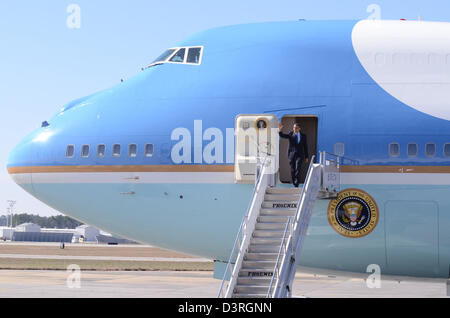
0, 258, 214, 271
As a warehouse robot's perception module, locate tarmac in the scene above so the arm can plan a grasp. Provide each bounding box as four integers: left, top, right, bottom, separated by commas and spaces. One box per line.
0, 243, 448, 298
0, 269, 448, 298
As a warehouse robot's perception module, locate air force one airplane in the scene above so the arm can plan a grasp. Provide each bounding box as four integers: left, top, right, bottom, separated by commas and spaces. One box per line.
7, 19, 450, 284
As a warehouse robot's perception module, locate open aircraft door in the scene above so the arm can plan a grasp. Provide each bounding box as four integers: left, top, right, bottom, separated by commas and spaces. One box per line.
234, 114, 279, 183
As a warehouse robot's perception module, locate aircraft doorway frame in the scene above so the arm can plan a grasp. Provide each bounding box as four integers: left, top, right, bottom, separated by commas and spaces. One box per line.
279, 115, 318, 184
234, 114, 279, 183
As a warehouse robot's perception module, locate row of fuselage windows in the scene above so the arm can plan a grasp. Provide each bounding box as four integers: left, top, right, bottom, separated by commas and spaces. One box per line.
66, 142, 450, 159
65, 144, 154, 159
389, 142, 450, 158
334, 142, 450, 158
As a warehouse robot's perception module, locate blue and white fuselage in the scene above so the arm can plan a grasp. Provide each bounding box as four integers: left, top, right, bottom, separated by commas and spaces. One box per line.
7, 19, 450, 278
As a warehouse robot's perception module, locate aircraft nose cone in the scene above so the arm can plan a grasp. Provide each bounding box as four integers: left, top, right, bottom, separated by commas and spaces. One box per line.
7, 133, 34, 194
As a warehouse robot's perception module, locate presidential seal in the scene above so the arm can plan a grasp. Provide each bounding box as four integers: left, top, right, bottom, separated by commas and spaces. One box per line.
327, 188, 379, 238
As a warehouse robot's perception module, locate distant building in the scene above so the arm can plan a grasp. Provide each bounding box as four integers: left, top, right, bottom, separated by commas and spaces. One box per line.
2, 221, 136, 244
75, 225, 100, 242
12, 222, 73, 242
15, 223, 41, 232
13, 231, 73, 243
0, 227, 14, 240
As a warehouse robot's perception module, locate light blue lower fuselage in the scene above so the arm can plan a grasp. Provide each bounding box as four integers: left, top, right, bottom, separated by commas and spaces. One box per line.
16, 180, 450, 278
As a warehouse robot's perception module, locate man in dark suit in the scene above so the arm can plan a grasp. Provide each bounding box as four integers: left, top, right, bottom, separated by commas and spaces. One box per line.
278, 122, 309, 187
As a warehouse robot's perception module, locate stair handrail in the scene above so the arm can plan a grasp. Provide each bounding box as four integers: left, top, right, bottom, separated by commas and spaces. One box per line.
268, 155, 319, 297
217, 214, 246, 298
217, 155, 274, 298
267, 216, 292, 298
293, 155, 316, 227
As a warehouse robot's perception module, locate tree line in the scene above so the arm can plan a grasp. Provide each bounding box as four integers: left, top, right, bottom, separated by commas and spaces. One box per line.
1, 213, 83, 229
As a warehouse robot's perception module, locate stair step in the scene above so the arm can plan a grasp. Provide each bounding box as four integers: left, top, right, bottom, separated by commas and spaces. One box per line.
232, 293, 267, 298
234, 284, 274, 294
238, 269, 274, 278
258, 215, 291, 223
262, 201, 298, 209
260, 208, 296, 216
244, 253, 278, 261
242, 260, 277, 269
248, 244, 282, 253
250, 237, 283, 245
264, 194, 300, 201
237, 276, 273, 285
253, 230, 286, 238
255, 222, 288, 230
266, 187, 302, 194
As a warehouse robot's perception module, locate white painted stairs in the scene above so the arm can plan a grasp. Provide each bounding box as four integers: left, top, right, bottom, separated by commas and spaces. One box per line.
231, 187, 301, 298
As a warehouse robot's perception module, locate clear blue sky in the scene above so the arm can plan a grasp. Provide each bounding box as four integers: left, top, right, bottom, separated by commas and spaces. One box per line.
1, 0, 449, 216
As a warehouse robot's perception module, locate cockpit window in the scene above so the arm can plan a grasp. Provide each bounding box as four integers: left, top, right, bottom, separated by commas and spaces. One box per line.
152, 49, 176, 64
187, 47, 202, 64
148, 46, 203, 67
170, 48, 186, 63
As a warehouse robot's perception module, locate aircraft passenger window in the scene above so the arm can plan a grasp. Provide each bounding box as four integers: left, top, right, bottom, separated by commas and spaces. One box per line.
389, 143, 400, 157
187, 47, 202, 64
152, 49, 176, 64
444, 144, 450, 157
129, 144, 137, 157
407, 143, 418, 157
81, 145, 90, 158
426, 143, 436, 157
66, 145, 74, 158
145, 143, 154, 157
97, 144, 106, 157
169, 48, 186, 63
334, 143, 345, 157
112, 144, 121, 157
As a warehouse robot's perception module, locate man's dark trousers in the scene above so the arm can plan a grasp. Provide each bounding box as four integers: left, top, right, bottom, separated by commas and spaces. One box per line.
289, 153, 303, 187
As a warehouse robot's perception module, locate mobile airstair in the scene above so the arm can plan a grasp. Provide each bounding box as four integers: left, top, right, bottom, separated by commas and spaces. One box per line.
218, 152, 339, 298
